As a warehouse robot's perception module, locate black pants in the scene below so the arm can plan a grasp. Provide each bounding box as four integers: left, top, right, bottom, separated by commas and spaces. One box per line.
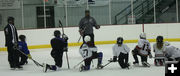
54, 53, 63, 68
84, 52, 103, 67
7, 46, 20, 68
118, 53, 129, 68
132, 48, 147, 63
19, 53, 28, 65
83, 34, 95, 46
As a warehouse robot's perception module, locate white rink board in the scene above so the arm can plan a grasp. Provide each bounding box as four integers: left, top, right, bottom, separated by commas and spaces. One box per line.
0, 23, 180, 48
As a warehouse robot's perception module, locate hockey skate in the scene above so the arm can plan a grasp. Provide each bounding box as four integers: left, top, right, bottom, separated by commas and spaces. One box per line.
79, 64, 85, 72
17, 66, 23, 70
43, 63, 49, 72
133, 62, 139, 67
10, 67, 16, 70
154, 59, 159, 66
125, 63, 131, 69
142, 61, 150, 67
96, 64, 103, 69
154, 59, 165, 66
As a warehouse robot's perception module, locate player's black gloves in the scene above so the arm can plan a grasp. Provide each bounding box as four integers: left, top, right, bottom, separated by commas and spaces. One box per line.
62, 34, 68, 41
108, 56, 117, 62
63, 47, 68, 52
95, 25, 100, 29
112, 56, 117, 62
148, 51, 153, 58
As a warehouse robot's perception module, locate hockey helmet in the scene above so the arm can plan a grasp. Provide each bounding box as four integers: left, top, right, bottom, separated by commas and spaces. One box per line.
84, 35, 91, 43
117, 37, 123, 45
54, 30, 61, 37
140, 32, 146, 39
156, 36, 163, 43
19, 35, 26, 41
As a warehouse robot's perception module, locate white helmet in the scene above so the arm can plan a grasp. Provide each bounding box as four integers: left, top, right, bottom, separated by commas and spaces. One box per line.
84, 35, 91, 43
164, 41, 170, 46
140, 32, 146, 39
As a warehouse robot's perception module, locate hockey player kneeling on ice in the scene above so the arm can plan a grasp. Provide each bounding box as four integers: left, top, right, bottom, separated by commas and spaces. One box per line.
18, 35, 32, 65
153, 36, 167, 66
43, 30, 68, 72
111, 37, 130, 69
164, 43, 180, 61
132, 33, 152, 67
79, 35, 103, 72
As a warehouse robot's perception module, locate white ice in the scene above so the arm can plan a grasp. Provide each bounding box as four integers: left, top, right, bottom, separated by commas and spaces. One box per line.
1, 42, 179, 76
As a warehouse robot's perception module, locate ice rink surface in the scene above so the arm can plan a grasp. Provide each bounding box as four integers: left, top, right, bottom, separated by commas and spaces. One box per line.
1, 42, 180, 76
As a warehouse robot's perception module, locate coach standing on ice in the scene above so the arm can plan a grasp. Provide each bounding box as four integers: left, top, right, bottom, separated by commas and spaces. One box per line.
79, 10, 100, 46
4, 17, 22, 70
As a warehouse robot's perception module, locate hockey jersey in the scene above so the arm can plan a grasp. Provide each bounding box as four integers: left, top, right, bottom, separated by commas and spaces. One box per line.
164, 45, 180, 59
79, 44, 97, 59
153, 43, 166, 57
18, 41, 30, 55
137, 39, 151, 55
112, 44, 130, 57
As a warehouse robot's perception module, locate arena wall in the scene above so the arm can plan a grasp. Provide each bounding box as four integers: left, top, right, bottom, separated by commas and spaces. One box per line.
1, 23, 180, 51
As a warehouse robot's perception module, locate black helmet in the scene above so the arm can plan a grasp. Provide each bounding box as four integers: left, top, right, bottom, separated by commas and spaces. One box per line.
54, 30, 61, 37
156, 36, 163, 43
19, 35, 26, 41
117, 37, 123, 45
7, 17, 14, 22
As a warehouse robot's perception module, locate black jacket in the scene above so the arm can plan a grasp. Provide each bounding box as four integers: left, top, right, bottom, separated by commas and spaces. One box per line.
4, 24, 18, 47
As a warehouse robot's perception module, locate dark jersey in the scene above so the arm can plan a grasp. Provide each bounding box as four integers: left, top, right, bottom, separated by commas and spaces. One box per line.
51, 37, 67, 57
18, 41, 30, 55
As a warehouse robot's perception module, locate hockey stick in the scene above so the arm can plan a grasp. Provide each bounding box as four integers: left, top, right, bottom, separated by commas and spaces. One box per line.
77, 36, 82, 43
59, 20, 70, 69
31, 59, 43, 67
101, 58, 114, 68
102, 60, 113, 68
102, 62, 112, 68
65, 52, 70, 69
73, 60, 84, 69
16, 48, 43, 67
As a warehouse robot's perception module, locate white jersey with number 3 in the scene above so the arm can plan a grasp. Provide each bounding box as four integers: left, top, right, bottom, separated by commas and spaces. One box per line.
79, 44, 97, 59
137, 39, 151, 55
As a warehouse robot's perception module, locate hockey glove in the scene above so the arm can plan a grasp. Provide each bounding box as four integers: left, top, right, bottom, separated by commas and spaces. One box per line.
112, 56, 117, 62
149, 53, 153, 58
63, 47, 68, 52
95, 25, 100, 29
62, 34, 69, 41
28, 54, 32, 59
148, 51, 153, 58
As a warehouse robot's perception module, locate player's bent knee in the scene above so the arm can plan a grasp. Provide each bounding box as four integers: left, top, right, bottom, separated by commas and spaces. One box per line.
98, 52, 103, 58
